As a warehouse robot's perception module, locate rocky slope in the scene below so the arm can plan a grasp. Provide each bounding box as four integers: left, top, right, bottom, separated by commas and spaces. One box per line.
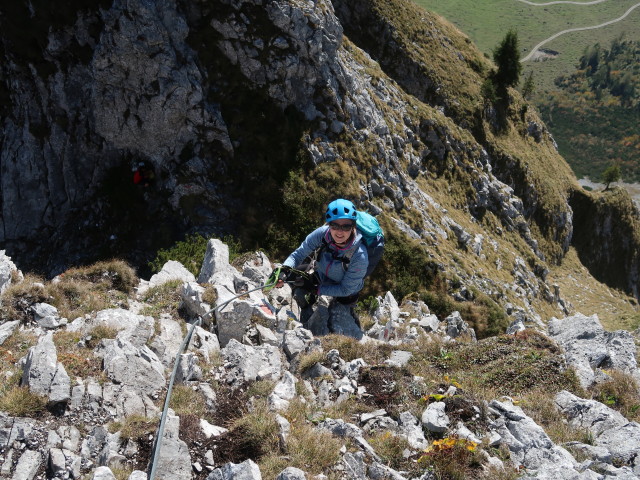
2, 0, 640, 321
0, 243, 639, 480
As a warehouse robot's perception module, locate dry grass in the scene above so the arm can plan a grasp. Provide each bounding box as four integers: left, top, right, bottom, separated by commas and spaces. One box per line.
368, 431, 415, 471
48, 260, 136, 319
230, 398, 281, 456
319, 334, 392, 365
519, 388, 593, 446
0, 261, 139, 324
0, 274, 50, 323
139, 279, 184, 318
0, 331, 39, 416
168, 384, 209, 418
53, 330, 106, 379
58, 260, 138, 294
258, 398, 343, 478
590, 370, 640, 421
546, 248, 640, 332
296, 350, 326, 374
116, 415, 158, 441
0, 385, 47, 417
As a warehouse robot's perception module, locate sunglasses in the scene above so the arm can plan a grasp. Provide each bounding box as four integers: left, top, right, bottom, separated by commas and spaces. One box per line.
329, 222, 355, 232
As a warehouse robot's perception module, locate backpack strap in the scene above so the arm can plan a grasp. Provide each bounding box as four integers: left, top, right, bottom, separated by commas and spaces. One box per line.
318, 234, 359, 270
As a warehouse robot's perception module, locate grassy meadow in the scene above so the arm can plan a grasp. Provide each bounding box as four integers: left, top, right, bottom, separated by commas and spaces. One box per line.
413, 0, 640, 96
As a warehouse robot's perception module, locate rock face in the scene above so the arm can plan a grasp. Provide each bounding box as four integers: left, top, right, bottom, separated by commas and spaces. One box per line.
1, 0, 637, 306
548, 313, 640, 389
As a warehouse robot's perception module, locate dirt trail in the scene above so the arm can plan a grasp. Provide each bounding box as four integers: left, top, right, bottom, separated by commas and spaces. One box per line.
520, 1, 640, 62
517, 0, 607, 5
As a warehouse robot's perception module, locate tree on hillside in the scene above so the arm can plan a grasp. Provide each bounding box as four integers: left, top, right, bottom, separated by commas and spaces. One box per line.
522, 71, 535, 100
493, 29, 522, 90
581, 44, 600, 74
601, 163, 621, 190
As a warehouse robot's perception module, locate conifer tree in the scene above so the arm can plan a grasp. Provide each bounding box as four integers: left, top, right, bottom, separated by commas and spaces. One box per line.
493, 29, 522, 90
522, 71, 535, 99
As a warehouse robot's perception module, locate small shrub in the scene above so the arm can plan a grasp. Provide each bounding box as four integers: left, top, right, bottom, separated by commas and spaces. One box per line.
481, 77, 498, 104
85, 325, 119, 349
368, 431, 413, 470
230, 399, 281, 457
418, 436, 484, 480
202, 285, 217, 305
246, 380, 276, 399
149, 233, 209, 277
258, 398, 342, 478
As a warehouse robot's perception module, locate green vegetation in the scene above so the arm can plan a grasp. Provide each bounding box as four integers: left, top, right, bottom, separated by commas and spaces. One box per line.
602, 163, 622, 190
419, 330, 583, 397
169, 385, 209, 418
537, 39, 640, 182
522, 71, 535, 100
413, 0, 640, 95
148, 234, 244, 277
493, 29, 522, 91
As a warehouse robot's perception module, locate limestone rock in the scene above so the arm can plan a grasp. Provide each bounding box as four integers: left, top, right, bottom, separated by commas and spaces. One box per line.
20, 332, 71, 406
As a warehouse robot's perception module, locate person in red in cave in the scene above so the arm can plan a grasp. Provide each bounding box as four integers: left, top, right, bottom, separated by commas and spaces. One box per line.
133, 161, 155, 187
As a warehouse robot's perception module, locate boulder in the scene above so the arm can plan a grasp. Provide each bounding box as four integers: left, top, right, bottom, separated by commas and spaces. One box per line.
0, 320, 20, 346
96, 338, 165, 396
206, 459, 262, 480
548, 313, 639, 388
221, 339, 282, 385
137, 260, 195, 296
0, 250, 20, 294
488, 398, 579, 475
421, 402, 449, 433
152, 410, 192, 480
20, 332, 71, 406
444, 311, 477, 341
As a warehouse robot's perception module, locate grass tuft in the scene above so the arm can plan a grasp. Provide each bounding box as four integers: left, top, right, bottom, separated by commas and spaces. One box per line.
590, 370, 640, 421
0, 386, 47, 417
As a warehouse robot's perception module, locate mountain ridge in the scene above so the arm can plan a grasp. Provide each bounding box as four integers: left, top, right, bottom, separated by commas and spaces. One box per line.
0, 0, 639, 331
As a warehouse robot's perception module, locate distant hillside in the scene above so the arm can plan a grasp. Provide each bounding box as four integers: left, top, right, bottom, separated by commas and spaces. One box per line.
413, 0, 640, 95
537, 38, 640, 182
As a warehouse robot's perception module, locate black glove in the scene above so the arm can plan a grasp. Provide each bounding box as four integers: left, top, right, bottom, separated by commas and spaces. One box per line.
293, 272, 320, 291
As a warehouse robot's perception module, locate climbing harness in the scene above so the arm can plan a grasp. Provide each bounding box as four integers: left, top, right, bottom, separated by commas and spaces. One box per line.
147, 265, 309, 479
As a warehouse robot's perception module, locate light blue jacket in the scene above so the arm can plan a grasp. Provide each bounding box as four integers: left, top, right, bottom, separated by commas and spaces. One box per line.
283, 226, 368, 297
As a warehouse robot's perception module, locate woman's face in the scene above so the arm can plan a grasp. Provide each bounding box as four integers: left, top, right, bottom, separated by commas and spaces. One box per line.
328, 219, 355, 245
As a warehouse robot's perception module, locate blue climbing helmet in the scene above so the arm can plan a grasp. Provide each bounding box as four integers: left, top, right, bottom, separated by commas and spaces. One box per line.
325, 199, 358, 223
